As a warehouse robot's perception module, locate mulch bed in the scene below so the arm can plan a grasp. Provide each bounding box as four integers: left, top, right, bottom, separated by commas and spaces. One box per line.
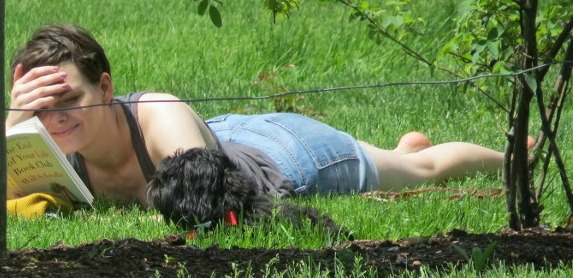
1, 227, 572, 277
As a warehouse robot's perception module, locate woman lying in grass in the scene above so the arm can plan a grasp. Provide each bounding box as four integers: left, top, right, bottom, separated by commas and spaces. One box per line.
6, 24, 528, 228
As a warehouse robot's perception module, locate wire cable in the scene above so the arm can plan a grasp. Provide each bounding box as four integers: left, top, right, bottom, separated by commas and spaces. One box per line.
5, 61, 570, 112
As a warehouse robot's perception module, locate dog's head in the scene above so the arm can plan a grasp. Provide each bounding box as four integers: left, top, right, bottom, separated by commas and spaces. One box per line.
147, 148, 271, 229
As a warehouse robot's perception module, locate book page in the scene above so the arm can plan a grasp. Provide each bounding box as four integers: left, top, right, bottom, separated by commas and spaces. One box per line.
7, 132, 92, 205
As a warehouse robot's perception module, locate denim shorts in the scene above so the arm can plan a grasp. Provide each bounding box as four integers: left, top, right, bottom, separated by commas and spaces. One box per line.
205, 113, 379, 194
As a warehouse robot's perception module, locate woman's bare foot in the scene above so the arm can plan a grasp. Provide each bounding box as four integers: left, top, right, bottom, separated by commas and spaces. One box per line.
527, 136, 535, 149
393, 132, 433, 154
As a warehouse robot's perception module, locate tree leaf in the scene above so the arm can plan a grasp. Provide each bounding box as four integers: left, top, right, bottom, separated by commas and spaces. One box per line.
488, 26, 505, 41
487, 40, 500, 59
349, 11, 361, 22
209, 5, 222, 27
380, 15, 404, 29
457, 0, 473, 17
197, 0, 209, 16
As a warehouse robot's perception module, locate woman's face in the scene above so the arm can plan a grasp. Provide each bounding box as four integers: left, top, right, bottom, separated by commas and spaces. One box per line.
37, 62, 112, 154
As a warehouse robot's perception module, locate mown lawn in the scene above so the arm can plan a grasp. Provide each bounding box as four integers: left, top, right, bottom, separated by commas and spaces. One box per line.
4, 0, 573, 276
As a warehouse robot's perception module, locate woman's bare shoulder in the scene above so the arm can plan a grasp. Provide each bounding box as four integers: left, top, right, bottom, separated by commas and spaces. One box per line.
134, 92, 216, 163
138, 92, 181, 101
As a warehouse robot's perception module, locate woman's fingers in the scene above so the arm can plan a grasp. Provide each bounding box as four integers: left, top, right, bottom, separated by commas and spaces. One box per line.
7, 65, 70, 127
11, 66, 69, 107
13, 67, 67, 97
13, 82, 69, 108
13, 65, 59, 86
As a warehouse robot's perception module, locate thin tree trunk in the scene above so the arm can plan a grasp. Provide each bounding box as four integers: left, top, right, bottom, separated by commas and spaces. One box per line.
507, 0, 540, 229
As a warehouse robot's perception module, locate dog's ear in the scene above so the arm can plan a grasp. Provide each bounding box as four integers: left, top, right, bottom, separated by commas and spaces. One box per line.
146, 152, 176, 212
219, 156, 249, 213
221, 163, 275, 223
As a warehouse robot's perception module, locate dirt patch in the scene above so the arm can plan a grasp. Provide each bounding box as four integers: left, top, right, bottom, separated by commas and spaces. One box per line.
1, 228, 572, 277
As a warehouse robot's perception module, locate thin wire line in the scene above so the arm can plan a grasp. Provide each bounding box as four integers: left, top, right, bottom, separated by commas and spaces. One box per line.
6, 61, 570, 112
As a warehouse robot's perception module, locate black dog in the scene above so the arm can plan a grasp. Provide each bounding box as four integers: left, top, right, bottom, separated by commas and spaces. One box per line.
147, 148, 353, 239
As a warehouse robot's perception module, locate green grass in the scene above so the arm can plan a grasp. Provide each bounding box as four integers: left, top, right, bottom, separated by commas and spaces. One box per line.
5, 0, 573, 276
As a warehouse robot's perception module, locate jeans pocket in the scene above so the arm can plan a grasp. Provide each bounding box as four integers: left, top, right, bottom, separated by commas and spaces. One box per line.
264, 113, 358, 170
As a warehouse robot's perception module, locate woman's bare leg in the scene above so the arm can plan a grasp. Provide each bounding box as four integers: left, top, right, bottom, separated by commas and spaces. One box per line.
360, 133, 505, 191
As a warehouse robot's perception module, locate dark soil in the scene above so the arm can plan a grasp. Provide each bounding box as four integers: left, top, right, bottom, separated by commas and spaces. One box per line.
1, 227, 572, 277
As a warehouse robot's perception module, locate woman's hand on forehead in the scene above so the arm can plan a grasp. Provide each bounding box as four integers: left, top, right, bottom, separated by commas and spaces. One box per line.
6, 64, 71, 128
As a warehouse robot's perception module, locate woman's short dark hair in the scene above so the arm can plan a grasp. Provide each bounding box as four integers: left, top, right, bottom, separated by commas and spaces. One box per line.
11, 24, 111, 84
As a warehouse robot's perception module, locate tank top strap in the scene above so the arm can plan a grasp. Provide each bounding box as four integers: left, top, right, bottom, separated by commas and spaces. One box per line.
114, 92, 156, 182
67, 92, 157, 192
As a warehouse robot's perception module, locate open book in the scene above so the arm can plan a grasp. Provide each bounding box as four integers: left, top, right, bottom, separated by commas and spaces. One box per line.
6, 116, 93, 208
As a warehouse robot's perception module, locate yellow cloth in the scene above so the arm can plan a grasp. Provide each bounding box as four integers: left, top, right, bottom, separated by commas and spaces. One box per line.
7, 193, 73, 219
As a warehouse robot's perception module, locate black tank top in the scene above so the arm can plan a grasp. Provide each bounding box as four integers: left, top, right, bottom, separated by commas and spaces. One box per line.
66, 92, 155, 194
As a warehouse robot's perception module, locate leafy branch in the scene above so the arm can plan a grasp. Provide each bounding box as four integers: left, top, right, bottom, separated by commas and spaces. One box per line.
328, 0, 573, 230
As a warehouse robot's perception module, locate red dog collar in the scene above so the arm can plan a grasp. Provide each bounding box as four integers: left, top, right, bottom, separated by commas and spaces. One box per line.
225, 210, 238, 226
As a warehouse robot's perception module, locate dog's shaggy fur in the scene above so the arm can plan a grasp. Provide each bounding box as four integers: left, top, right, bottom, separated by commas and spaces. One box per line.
147, 148, 353, 239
